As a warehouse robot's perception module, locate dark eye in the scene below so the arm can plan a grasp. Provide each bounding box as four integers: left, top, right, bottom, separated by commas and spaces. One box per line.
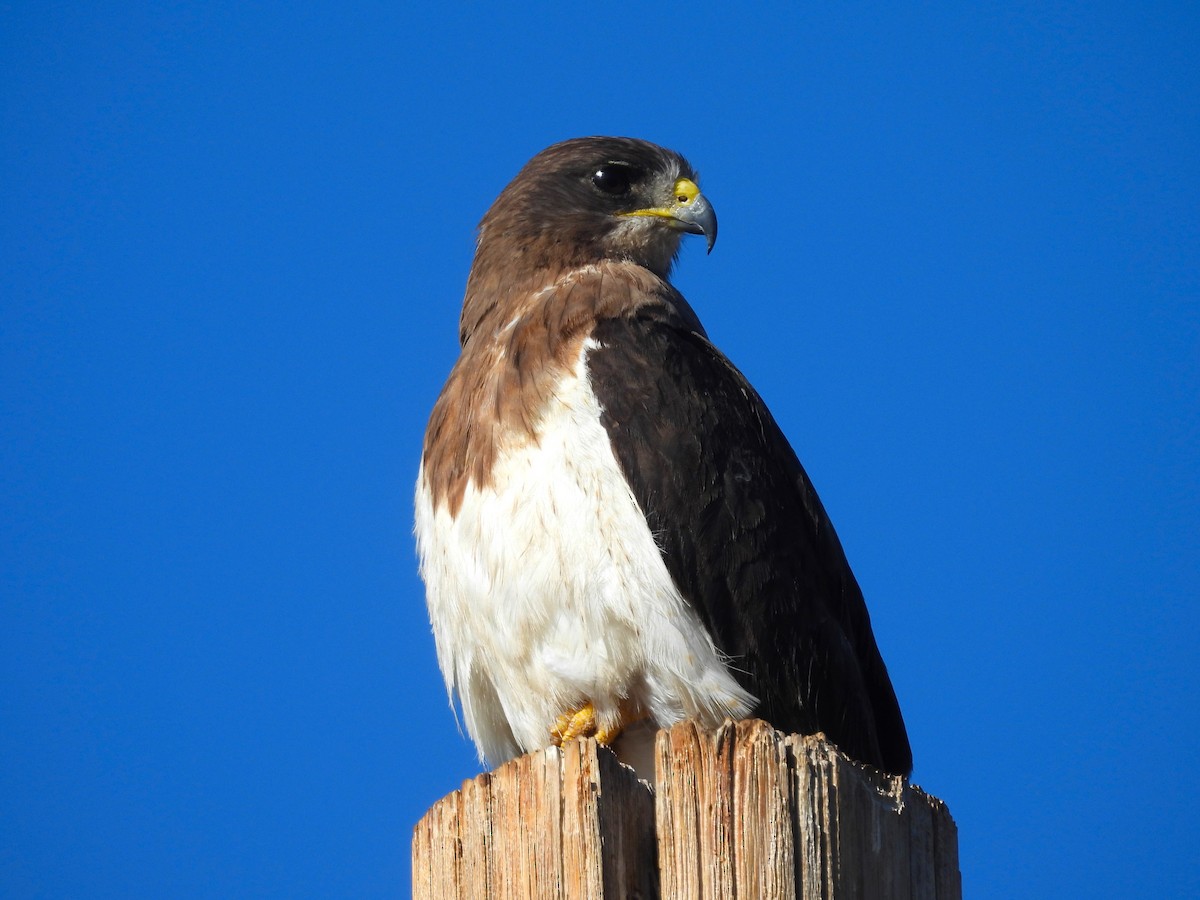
591, 164, 639, 195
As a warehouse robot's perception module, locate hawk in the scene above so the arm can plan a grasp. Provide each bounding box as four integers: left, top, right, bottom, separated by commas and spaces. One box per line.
416, 137, 912, 778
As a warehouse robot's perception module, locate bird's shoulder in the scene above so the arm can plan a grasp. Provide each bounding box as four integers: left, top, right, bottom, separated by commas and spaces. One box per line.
423, 261, 688, 516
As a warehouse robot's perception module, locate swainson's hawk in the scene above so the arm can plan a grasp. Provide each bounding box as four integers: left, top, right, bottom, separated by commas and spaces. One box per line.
416, 137, 912, 778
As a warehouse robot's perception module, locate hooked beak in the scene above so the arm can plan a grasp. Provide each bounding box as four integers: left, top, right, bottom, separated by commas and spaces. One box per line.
620, 177, 718, 253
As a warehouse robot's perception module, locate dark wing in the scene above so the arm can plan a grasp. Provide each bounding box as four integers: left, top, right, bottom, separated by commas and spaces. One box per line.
588, 308, 913, 776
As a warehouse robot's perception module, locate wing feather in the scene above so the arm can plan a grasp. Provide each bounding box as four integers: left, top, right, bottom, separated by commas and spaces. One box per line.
587, 309, 913, 775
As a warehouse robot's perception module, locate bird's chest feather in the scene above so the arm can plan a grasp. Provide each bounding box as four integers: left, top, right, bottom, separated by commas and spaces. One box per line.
415, 340, 754, 762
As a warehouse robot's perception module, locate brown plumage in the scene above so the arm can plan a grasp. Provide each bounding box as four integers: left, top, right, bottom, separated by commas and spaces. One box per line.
422, 260, 671, 517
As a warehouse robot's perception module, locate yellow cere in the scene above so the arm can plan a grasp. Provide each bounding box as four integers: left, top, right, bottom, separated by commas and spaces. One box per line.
672, 178, 701, 205
622, 177, 703, 219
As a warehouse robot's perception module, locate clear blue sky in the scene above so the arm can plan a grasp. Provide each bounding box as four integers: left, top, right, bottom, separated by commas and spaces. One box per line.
3, 3, 1197, 897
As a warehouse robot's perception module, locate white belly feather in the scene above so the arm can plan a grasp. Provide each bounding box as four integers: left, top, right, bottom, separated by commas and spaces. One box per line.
414, 339, 755, 766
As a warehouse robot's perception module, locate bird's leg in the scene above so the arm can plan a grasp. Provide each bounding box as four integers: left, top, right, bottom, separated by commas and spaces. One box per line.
549, 698, 648, 747
550, 702, 599, 746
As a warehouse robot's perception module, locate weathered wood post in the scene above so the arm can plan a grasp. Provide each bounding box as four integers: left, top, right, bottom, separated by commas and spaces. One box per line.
413, 719, 961, 899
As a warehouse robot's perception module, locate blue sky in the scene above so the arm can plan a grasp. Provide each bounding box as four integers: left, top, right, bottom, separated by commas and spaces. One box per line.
3, 2, 1197, 897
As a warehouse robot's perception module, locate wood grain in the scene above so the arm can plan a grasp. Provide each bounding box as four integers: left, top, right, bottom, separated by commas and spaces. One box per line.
414, 720, 960, 899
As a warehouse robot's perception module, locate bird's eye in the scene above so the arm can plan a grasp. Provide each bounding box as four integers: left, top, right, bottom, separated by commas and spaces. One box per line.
591, 164, 639, 195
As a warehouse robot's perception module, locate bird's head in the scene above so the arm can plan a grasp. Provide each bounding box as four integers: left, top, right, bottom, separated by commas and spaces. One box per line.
474, 136, 717, 281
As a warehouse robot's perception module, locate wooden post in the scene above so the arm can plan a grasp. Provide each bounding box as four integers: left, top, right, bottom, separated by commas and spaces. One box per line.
412, 737, 657, 899
413, 719, 961, 899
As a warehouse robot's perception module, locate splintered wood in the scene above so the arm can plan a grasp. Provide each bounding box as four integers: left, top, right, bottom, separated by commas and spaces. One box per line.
413, 720, 960, 899
411, 738, 656, 900
654, 720, 960, 900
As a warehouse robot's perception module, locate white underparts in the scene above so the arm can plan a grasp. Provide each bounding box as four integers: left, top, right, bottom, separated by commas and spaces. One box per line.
414, 338, 755, 768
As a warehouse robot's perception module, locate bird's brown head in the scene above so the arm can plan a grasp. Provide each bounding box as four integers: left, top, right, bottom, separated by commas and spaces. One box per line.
460, 137, 717, 344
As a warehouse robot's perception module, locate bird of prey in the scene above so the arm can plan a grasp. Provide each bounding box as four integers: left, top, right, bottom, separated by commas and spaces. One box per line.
415, 137, 912, 778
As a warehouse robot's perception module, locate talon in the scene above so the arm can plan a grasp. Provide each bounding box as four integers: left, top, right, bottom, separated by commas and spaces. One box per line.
550, 701, 598, 746
549, 698, 649, 747
594, 719, 625, 746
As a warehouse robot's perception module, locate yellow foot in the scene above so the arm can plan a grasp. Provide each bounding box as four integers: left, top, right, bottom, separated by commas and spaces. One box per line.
549, 699, 647, 747
550, 701, 601, 746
